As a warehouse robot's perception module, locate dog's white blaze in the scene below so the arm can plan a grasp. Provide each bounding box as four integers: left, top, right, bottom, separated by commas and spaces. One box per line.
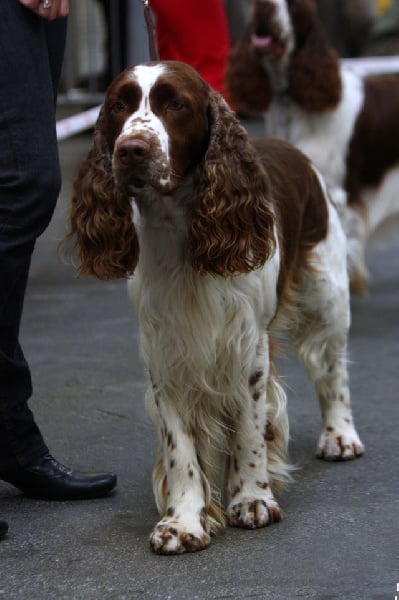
272, 0, 294, 37
121, 64, 170, 162
257, 0, 295, 59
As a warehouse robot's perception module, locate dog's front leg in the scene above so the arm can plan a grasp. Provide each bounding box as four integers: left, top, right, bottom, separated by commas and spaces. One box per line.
149, 395, 211, 554
226, 335, 283, 528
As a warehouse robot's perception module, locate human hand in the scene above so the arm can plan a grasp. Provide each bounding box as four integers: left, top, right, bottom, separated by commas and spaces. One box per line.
19, 0, 69, 21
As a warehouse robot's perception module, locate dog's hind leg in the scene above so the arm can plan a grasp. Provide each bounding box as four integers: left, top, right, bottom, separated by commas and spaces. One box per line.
294, 205, 365, 461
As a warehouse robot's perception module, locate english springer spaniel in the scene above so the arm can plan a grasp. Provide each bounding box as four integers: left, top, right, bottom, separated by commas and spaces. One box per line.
67, 61, 364, 554
226, 0, 399, 295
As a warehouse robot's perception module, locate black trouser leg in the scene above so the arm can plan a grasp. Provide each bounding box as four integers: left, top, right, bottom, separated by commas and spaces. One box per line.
0, 3, 67, 471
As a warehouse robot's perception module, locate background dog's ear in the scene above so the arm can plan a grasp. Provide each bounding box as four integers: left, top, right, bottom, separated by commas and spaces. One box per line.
188, 91, 276, 277
288, 12, 342, 111
64, 107, 139, 280
225, 29, 273, 115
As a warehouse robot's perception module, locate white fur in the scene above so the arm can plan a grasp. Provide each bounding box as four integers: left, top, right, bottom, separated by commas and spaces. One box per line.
118, 64, 172, 189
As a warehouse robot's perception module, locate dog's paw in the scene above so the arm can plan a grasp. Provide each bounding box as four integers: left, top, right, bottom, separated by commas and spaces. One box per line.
227, 497, 282, 529
317, 426, 365, 461
149, 520, 211, 555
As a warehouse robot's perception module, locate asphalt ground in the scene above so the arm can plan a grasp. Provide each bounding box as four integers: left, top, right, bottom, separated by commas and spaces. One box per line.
0, 124, 398, 600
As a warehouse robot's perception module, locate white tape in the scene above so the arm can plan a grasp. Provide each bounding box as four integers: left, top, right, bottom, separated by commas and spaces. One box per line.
342, 56, 399, 77
56, 105, 101, 141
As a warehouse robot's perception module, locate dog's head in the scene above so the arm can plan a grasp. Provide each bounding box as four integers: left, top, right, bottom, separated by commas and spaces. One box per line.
226, 0, 341, 113
67, 61, 275, 279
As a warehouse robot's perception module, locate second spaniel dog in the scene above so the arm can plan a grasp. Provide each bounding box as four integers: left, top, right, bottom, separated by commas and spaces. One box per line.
67, 61, 364, 554
226, 0, 399, 295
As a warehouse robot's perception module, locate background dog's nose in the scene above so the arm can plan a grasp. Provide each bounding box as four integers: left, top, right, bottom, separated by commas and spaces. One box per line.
117, 139, 151, 164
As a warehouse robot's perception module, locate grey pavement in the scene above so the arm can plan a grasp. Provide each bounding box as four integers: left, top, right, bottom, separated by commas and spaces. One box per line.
0, 124, 398, 600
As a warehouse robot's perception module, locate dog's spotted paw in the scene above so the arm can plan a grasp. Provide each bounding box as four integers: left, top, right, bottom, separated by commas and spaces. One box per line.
149, 521, 211, 555
227, 497, 282, 529
317, 426, 365, 461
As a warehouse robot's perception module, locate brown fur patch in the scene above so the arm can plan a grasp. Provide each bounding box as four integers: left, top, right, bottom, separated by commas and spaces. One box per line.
249, 370, 263, 387
250, 138, 329, 300
264, 421, 275, 442
346, 75, 399, 209
230, 485, 242, 499
256, 481, 269, 490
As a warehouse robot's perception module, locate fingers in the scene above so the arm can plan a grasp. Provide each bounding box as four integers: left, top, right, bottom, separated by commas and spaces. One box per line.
19, 0, 41, 8
37, 0, 69, 21
37, 0, 60, 20
59, 0, 69, 17
19, 0, 69, 20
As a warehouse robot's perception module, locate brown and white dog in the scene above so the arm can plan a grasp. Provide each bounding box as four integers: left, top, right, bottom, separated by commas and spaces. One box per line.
226, 0, 399, 295
68, 61, 364, 554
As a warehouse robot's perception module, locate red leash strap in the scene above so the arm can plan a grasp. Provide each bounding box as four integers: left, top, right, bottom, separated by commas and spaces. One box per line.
141, 0, 160, 61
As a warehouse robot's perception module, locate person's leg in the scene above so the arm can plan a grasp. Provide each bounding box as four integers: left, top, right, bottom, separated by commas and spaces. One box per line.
150, 0, 230, 95
0, 3, 63, 471
0, 4, 116, 501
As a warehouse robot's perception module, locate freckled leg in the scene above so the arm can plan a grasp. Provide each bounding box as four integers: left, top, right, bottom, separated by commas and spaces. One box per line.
296, 319, 364, 460
226, 336, 283, 528
314, 353, 365, 460
295, 240, 365, 461
149, 395, 211, 554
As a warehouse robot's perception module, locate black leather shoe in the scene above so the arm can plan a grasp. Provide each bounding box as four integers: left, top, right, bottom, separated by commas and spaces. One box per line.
0, 454, 117, 500
0, 519, 8, 539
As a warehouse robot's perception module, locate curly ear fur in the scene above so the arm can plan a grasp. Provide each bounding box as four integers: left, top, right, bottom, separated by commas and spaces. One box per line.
225, 29, 273, 114
65, 108, 139, 280
288, 7, 342, 111
188, 91, 276, 277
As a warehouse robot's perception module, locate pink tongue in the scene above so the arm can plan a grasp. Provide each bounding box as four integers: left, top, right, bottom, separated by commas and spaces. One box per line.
251, 34, 273, 49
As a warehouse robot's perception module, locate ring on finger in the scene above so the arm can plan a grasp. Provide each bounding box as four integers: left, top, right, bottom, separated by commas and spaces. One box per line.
41, 0, 52, 8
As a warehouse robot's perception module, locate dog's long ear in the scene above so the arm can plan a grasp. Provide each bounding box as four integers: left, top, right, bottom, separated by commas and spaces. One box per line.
64, 107, 139, 280
225, 29, 273, 114
188, 91, 276, 277
288, 6, 341, 111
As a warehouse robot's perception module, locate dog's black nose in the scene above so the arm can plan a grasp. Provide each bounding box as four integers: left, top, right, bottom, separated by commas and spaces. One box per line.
117, 138, 151, 164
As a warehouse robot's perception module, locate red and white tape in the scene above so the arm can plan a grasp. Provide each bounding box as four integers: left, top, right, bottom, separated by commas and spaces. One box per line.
56, 105, 101, 141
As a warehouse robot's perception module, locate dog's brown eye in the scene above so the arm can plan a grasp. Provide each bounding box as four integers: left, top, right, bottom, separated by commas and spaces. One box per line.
110, 101, 126, 114
166, 98, 184, 111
